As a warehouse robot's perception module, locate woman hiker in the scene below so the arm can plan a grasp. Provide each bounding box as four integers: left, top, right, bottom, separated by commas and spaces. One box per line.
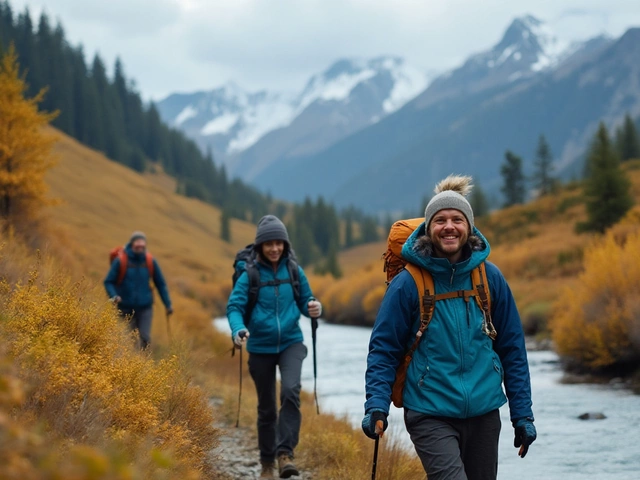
227, 215, 322, 479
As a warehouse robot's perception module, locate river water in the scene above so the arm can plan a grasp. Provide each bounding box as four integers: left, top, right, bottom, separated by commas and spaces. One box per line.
214, 318, 640, 480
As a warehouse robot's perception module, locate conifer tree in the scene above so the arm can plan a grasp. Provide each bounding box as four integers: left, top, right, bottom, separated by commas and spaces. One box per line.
344, 213, 354, 248
500, 150, 526, 207
469, 182, 490, 218
532, 134, 555, 196
577, 123, 633, 233
0, 45, 57, 230
615, 114, 640, 162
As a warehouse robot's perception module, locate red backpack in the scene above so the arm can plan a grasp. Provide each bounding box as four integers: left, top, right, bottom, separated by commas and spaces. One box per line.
109, 246, 154, 285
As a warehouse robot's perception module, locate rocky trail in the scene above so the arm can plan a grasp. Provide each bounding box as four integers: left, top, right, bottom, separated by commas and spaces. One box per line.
210, 422, 314, 480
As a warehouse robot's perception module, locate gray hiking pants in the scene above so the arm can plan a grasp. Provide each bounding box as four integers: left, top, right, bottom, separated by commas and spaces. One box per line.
248, 342, 307, 463
404, 409, 501, 480
119, 306, 153, 350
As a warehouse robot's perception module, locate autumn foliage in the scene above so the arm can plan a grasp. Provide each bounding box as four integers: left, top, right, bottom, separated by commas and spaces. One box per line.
551, 228, 640, 369
0, 243, 218, 478
0, 45, 58, 232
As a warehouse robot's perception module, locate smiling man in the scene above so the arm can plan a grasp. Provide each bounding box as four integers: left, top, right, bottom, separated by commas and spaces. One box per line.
362, 175, 536, 480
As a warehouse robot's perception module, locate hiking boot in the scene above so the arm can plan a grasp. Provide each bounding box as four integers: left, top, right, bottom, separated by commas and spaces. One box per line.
260, 460, 276, 478
277, 453, 299, 478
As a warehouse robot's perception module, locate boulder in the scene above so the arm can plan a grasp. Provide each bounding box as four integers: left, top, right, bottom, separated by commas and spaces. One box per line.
578, 412, 607, 420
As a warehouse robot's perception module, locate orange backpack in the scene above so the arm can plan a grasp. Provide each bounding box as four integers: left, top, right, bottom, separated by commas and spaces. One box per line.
383, 218, 496, 408
109, 246, 154, 285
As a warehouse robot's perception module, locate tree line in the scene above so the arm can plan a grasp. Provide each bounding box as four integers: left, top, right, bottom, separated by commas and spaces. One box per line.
497, 116, 638, 233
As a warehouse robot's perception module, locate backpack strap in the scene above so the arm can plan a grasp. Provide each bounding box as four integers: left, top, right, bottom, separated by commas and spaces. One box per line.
244, 262, 261, 325
145, 253, 155, 280
286, 258, 301, 304
391, 264, 435, 408
116, 250, 128, 285
402, 264, 437, 360
472, 263, 497, 340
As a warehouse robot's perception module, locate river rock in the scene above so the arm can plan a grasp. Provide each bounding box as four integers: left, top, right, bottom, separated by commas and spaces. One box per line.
578, 412, 607, 420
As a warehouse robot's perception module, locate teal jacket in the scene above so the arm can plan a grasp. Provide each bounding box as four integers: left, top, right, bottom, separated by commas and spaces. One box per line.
365, 224, 533, 422
227, 255, 314, 354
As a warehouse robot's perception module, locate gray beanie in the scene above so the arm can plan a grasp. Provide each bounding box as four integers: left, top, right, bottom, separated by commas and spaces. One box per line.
129, 230, 147, 243
255, 215, 290, 246
424, 175, 475, 228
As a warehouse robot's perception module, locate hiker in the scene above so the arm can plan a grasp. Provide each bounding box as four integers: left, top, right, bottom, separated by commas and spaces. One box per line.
362, 176, 536, 480
227, 215, 322, 479
104, 231, 173, 349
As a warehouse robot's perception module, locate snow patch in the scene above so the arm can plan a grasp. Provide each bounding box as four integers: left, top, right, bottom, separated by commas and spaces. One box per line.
528, 19, 570, 72
297, 68, 378, 112
382, 64, 430, 113
201, 113, 240, 136
227, 100, 296, 153
174, 105, 197, 126
497, 44, 517, 65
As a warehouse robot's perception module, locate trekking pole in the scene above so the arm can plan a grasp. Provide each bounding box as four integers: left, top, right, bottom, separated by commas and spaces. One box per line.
234, 331, 247, 428
311, 317, 319, 415
165, 311, 172, 341
371, 420, 384, 480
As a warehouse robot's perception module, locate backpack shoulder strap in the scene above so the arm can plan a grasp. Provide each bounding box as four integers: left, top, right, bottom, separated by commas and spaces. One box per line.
471, 262, 497, 340
116, 250, 128, 285
404, 263, 436, 352
145, 253, 155, 280
286, 258, 301, 304
244, 261, 261, 325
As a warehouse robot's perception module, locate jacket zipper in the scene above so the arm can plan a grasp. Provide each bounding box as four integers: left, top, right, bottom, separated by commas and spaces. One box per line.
451, 265, 469, 417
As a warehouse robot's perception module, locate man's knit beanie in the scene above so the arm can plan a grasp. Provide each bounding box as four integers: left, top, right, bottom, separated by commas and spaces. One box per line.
424, 175, 475, 228
129, 231, 147, 244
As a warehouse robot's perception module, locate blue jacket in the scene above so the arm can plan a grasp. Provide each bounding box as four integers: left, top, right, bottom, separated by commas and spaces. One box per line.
365, 224, 533, 423
104, 245, 172, 311
227, 255, 314, 354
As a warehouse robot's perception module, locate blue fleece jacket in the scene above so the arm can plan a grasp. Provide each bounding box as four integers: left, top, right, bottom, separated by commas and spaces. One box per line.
104, 245, 172, 310
227, 256, 314, 354
364, 224, 533, 423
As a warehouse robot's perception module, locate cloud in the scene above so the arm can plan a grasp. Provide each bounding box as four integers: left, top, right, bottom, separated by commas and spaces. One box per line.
7, 0, 640, 100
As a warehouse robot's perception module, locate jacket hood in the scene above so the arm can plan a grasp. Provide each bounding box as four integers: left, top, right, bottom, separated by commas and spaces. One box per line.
401, 222, 490, 277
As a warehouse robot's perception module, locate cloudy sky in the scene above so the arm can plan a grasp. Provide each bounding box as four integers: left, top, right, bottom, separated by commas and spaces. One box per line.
8, 0, 640, 101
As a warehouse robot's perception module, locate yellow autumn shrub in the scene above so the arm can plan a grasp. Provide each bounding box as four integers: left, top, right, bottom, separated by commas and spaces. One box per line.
551, 230, 640, 368
0, 248, 218, 478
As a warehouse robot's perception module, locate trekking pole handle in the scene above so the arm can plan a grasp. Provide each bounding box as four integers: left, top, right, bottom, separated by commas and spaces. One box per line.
238, 331, 248, 339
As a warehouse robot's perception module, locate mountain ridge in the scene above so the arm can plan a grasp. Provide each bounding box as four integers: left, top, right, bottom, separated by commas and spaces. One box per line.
156, 56, 431, 176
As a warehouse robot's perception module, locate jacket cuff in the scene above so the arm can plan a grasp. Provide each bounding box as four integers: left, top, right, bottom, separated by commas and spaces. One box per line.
364, 398, 390, 416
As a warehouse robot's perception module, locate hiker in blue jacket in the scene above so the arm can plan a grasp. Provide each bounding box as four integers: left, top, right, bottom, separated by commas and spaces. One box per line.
362, 176, 536, 480
104, 231, 172, 350
227, 215, 322, 479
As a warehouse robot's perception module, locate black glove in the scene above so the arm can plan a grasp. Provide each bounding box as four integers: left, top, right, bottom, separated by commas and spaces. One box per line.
513, 417, 537, 458
166, 307, 174, 315
361, 410, 388, 439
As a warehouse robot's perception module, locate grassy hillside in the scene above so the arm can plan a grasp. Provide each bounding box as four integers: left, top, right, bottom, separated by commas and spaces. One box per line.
46, 127, 256, 281
1, 128, 422, 479
318, 162, 640, 333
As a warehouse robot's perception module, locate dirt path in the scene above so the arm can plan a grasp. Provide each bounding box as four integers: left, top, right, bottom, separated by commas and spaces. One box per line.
210, 422, 314, 480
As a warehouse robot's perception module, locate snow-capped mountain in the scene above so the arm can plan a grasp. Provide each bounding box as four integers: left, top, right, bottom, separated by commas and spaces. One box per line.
253, 16, 629, 213
156, 56, 431, 169
415, 15, 579, 109
156, 84, 297, 157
